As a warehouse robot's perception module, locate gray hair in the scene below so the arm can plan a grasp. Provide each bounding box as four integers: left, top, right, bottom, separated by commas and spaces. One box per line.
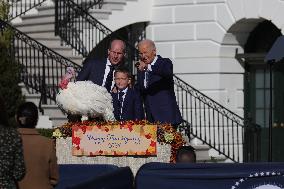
138, 39, 156, 51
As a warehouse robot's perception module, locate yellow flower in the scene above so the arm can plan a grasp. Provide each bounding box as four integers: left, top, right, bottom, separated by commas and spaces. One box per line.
52, 129, 62, 138
164, 132, 174, 143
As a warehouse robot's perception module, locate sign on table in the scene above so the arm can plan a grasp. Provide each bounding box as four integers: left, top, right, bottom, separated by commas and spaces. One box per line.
72, 124, 157, 156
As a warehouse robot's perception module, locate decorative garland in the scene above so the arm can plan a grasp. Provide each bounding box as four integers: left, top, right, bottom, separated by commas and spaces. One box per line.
52, 120, 186, 162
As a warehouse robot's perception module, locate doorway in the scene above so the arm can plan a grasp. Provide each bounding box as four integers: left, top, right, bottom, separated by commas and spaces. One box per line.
243, 20, 283, 161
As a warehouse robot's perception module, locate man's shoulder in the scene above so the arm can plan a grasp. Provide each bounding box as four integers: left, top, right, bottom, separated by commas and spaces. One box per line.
83, 58, 107, 66
157, 55, 172, 64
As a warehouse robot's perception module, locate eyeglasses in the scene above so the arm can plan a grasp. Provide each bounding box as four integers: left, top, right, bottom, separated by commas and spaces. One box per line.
110, 51, 124, 56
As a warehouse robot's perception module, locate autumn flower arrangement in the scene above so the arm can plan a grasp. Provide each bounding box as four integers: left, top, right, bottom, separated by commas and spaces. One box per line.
52, 120, 185, 162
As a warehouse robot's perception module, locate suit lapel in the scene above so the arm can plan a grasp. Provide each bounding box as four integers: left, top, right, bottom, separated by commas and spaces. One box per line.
94, 59, 107, 86
121, 90, 130, 118
147, 56, 161, 86
112, 93, 120, 119
138, 70, 147, 90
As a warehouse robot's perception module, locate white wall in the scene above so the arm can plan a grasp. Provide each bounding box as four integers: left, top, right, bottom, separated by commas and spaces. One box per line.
147, 0, 284, 117
100, 0, 152, 31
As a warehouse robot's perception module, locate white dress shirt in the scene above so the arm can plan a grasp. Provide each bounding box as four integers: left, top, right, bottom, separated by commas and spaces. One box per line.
102, 59, 115, 89
144, 56, 158, 88
118, 87, 128, 118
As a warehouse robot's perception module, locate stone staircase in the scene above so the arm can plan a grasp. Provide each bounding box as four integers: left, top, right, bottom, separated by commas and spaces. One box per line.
12, 0, 137, 128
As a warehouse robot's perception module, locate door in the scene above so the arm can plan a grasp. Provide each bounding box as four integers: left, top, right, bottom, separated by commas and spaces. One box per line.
245, 62, 284, 161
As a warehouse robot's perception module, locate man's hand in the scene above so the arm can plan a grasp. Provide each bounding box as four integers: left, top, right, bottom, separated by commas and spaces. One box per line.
137, 61, 148, 71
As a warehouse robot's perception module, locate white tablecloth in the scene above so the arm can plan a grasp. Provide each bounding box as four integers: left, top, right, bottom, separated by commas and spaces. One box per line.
56, 137, 171, 175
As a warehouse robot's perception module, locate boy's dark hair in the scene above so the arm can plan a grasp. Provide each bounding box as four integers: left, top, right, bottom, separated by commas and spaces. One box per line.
16, 102, 39, 128
176, 146, 196, 163
114, 67, 132, 78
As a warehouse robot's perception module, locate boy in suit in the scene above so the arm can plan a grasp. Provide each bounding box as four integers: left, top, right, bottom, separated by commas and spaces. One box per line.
112, 68, 144, 121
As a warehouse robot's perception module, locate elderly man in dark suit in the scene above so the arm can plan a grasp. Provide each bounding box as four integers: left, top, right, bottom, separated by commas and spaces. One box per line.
135, 39, 183, 127
77, 39, 126, 92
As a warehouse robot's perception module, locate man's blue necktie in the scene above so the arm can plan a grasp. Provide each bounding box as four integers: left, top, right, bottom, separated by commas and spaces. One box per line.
105, 65, 114, 92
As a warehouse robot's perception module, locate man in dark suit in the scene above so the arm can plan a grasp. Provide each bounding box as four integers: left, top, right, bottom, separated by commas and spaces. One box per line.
135, 39, 182, 127
77, 39, 126, 92
112, 67, 144, 121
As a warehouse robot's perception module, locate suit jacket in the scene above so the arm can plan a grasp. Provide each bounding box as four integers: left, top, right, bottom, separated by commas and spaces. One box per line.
18, 128, 59, 189
135, 55, 183, 125
76, 58, 107, 85
112, 88, 145, 121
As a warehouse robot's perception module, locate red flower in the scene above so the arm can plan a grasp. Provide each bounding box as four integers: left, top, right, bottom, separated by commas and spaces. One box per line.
150, 140, 156, 147
145, 149, 151, 155
127, 125, 133, 132
105, 127, 109, 132
81, 126, 87, 134
73, 137, 81, 146
145, 134, 151, 139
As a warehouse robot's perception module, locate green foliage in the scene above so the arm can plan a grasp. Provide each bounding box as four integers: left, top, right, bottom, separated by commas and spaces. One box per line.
37, 128, 54, 138
0, 2, 25, 127
0, 0, 9, 20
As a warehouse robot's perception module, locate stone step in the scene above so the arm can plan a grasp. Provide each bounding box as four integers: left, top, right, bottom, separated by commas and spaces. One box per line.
36, 115, 53, 129
101, 0, 127, 10
50, 116, 68, 128
20, 13, 55, 24
201, 155, 227, 163
24, 93, 41, 105
15, 45, 75, 57
41, 104, 66, 117
15, 55, 83, 66
19, 82, 35, 95
36, 4, 111, 20
190, 127, 243, 145
25, 31, 57, 38
208, 144, 243, 162
35, 38, 63, 47
87, 9, 112, 20
15, 22, 55, 33
191, 144, 210, 161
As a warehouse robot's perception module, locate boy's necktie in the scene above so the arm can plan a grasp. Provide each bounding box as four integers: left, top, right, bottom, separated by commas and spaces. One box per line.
118, 91, 124, 119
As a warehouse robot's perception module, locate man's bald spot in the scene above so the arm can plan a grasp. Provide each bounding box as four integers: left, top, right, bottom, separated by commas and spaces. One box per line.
110, 39, 126, 52
138, 39, 156, 51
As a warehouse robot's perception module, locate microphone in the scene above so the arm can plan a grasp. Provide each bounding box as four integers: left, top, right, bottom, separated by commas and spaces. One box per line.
135, 62, 140, 68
